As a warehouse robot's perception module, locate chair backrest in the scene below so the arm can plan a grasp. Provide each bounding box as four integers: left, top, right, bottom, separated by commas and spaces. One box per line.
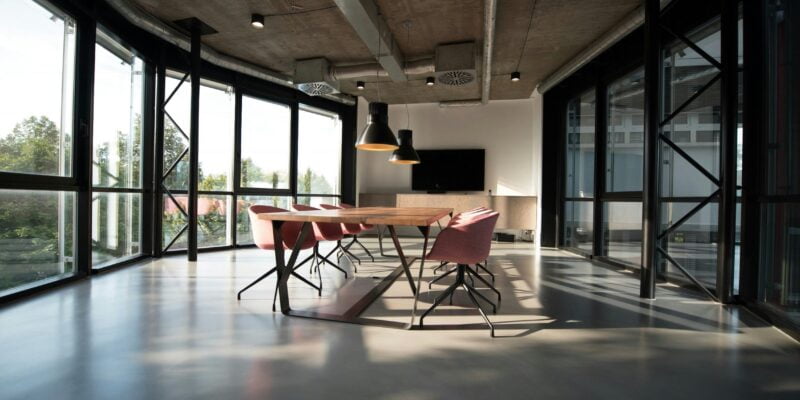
319, 203, 362, 234
248, 205, 316, 250
429, 211, 499, 264
448, 207, 491, 226
291, 203, 344, 240
340, 203, 355, 208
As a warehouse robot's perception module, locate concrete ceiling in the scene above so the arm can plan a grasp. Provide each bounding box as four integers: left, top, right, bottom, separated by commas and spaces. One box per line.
130, 0, 641, 104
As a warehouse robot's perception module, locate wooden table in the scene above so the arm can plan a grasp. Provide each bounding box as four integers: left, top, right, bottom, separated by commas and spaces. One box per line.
256, 206, 452, 328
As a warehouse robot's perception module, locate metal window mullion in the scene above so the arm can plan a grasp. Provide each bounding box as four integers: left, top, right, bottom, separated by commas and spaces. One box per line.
660, 23, 724, 71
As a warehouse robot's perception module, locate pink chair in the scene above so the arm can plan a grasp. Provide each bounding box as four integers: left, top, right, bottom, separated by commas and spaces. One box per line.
292, 204, 352, 277
421, 211, 500, 336
239, 205, 321, 311
320, 204, 373, 263
337, 203, 376, 262
433, 207, 495, 280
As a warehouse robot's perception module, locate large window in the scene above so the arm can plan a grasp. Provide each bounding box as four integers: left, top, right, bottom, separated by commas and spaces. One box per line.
564, 90, 595, 252
92, 28, 144, 267
660, 17, 723, 288
606, 68, 644, 193
759, 0, 800, 328
0, 0, 77, 295
240, 96, 291, 190
160, 73, 235, 251
296, 104, 342, 206
0, 0, 75, 178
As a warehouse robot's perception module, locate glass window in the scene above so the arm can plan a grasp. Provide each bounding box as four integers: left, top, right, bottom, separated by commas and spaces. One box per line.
564, 200, 593, 253
199, 81, 234, 192
162, 72, 190, 192
0, 190, 75, 294
603, 202, 642, 267
240, 96, 291, 189
759, 203, 800, 326
759, 0, 800, 328
662, 202, 719, 288
92, 193, 140, 266
236, 195, 292, 245
0, 0, 75, 177
93, 31, 144, 189
607, 68, 644, 192
297, 105, 342, 195
197, 195, 231, 248
565, 90, 595, 198
662, 18, 722, 199
295, 196, 340, 209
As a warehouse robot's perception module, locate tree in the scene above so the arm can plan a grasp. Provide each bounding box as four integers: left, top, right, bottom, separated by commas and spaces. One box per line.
0, 116, 61, 174
0, 116, 70, 290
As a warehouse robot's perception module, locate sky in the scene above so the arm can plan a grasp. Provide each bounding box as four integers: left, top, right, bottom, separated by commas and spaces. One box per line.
1, 0, 342, 193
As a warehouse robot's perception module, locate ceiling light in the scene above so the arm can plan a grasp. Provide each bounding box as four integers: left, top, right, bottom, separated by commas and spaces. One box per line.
426, 77, 435, 86
389, 129, 421, 164
511, 71, 521, 82
356, 102, 399, 151
356, 81, 365, 90
251, 13, 264, 29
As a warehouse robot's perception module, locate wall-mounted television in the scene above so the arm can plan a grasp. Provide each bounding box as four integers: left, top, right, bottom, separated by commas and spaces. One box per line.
412, 149, 485, 192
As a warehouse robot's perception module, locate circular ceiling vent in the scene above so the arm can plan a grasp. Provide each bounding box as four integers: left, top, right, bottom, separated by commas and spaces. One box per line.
437, 70, 475, 86
297, 82, 335, 96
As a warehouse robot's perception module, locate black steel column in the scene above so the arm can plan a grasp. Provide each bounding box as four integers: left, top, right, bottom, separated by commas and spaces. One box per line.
153, 58, 166, 257
141, 62, 156, 257
640, 0, 662, 299
75, 15, 96, 277
716, 0, 738, 303
188, 20, 201, 261
593, 81, 608, 257
739, 0, 765, 302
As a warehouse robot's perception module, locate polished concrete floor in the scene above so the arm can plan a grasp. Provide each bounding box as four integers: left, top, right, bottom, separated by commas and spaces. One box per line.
1, 239, 799, 400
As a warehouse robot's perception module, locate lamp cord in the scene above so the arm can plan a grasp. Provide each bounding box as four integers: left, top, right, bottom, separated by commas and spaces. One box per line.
376, 14, 382, 102
516, 0, 538, 72
405, 20, 411, 129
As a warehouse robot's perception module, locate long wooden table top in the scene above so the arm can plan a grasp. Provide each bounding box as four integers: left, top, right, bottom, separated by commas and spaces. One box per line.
256, 207, 453, 227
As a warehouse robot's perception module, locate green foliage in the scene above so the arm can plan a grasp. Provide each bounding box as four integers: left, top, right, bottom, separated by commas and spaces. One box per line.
0, 116, 61, 174
0, 116, 73, 291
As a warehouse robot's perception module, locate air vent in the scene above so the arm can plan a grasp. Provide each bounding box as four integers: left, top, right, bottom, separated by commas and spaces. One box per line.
293, 58, 339, 96
438, 70, 474, 86
434, 42, 477, 86
297, 82, 335, 96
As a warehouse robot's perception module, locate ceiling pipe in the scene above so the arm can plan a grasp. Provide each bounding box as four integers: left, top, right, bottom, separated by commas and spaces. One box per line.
104, 0, 356, 106
330, 58, 435, 81
481, 0, 497, 105
537, 0, 674, 94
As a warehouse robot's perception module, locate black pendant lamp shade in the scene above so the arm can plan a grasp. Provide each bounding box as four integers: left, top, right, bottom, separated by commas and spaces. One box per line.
356, 102, 399, 151
389, 129, 420, 164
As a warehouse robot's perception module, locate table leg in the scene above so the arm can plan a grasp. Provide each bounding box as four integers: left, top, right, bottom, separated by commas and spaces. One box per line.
410, 226, 430, 328
387, 225, 416, 294
274, 221, 313, 314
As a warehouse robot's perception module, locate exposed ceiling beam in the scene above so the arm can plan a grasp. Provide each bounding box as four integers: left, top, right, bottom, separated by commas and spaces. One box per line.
332, 0, 407, 82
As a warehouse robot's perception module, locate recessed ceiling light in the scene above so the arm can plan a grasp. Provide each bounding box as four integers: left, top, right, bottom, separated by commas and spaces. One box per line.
426, 76, 435, 86
251, 13, 265, 29
511, 71, 521, 82
356, 81, 365, 90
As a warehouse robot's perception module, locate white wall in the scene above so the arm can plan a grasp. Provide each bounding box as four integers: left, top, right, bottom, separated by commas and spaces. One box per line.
356, 96, 542, 199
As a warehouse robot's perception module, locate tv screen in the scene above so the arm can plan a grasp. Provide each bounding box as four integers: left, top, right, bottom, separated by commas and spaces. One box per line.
412, 149, 485, 192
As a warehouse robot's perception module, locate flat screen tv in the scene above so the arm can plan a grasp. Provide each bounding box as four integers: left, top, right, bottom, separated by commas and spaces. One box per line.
412, 149, 485, 192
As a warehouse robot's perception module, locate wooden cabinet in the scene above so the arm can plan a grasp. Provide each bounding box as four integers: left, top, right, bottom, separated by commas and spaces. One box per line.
358, 193, 537, 230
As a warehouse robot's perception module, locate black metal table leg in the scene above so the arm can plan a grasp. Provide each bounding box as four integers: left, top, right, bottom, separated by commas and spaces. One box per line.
274, 221, 313, 314
387, 225, 416, 294
409, 226, 430, 328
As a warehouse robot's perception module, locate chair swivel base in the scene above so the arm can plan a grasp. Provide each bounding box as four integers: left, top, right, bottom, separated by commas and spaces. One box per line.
420, 264, 498, 337
237, 253, 321, 312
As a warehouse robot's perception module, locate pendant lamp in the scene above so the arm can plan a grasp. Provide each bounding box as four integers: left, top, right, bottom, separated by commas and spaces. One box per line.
356, 102, 398, 151
389, 129, 420, 164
